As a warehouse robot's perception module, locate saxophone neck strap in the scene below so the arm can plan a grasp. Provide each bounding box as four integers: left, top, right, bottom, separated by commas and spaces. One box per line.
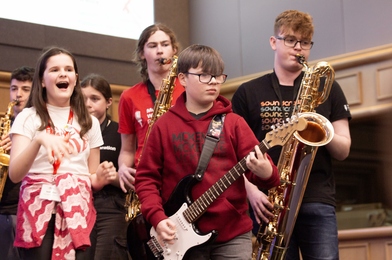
194, 113, 226, 181
147, 79, 157, 104
271, 70, 303, 121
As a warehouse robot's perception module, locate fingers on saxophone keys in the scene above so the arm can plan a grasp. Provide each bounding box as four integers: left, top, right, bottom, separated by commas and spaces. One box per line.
122, 177, 135, 191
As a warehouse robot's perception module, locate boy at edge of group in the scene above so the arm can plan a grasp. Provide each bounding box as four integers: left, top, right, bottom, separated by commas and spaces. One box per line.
135, 44, 280, 259
0, 66, 34, 260
232, 10, 352, 260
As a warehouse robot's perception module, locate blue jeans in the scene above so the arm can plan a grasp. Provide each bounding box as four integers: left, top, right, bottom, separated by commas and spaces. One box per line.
0, 214, 21, 260
185, 231, 252, 259
286, 203, 339, 260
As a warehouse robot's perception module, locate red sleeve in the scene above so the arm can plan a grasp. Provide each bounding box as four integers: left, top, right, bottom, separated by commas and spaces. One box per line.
118, 89, 135, 135
134, 125, 167, 228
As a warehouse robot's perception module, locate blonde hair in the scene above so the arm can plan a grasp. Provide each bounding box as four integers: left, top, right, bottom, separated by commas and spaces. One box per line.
274, 10, 314, 39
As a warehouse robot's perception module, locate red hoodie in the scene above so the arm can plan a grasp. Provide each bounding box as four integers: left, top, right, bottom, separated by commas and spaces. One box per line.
135, 93, 279, 243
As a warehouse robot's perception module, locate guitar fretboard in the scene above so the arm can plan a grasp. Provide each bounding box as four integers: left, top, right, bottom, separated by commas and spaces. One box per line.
183, 140, 270, 223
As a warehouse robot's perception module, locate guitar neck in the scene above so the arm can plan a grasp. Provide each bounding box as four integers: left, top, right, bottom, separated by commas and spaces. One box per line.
183, 139, 270, 223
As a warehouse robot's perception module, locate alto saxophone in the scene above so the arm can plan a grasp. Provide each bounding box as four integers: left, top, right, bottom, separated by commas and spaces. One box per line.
252, 54, 335, 260
0, 99, 19, 201
125, 56, 178, 222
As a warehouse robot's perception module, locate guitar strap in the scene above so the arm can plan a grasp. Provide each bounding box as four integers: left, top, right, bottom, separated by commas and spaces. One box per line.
194, 114, 226, 181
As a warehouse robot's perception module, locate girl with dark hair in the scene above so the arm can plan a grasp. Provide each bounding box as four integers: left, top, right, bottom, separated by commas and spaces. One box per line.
81, 73, 129, 259
9, 46, 116, 260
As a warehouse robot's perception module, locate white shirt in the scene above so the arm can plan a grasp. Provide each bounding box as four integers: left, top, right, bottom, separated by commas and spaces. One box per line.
10, 104, 103, 176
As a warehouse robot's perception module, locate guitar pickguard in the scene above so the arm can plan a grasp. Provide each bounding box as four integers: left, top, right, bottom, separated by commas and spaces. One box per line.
149, 203, 215, 260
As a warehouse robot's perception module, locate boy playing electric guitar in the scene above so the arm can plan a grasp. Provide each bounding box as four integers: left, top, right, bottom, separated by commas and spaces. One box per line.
135, 44, 280, 259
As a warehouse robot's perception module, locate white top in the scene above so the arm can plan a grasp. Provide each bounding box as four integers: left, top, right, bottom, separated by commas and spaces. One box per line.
10, 104, 103, 176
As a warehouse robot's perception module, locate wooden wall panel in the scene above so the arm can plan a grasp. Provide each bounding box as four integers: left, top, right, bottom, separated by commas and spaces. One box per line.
376, 66, 392, 100
336, 72, 363, 106
339, 242, 370, 260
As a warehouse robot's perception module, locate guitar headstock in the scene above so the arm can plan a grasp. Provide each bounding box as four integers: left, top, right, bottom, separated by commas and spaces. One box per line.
265, 116, 308, 147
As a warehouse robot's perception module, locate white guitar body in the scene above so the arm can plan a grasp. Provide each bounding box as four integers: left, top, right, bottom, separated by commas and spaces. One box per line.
149, 203, 213, 260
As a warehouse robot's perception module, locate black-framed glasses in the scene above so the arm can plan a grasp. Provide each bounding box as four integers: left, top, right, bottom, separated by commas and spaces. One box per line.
275, 36, 314, 50
185, 72, 227, 84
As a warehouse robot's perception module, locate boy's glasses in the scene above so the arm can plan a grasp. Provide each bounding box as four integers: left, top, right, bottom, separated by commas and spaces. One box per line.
185, 72, 227, 84
275, 36, 314, 50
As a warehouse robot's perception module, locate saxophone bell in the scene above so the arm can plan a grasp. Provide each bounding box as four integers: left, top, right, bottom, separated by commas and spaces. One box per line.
294, 112, 334, 147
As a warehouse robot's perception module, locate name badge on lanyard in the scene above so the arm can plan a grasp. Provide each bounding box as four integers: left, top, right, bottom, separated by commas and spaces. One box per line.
39, 183, 61, 202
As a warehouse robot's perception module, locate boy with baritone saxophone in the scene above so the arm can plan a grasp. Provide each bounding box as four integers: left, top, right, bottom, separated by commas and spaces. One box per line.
0, 66, 34, 260
232, 10, 351, 260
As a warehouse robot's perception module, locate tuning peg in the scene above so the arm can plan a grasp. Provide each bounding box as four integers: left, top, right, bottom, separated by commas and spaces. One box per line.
290, 115, 299, 123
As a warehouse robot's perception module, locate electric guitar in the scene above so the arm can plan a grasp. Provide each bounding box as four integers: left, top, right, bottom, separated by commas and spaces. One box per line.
127, 116, 308, 260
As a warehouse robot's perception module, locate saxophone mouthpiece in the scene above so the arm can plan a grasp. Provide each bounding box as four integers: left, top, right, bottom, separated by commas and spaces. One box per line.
295, 54, 306, 65
13, 99, 20, 105
159, 58, 172, 65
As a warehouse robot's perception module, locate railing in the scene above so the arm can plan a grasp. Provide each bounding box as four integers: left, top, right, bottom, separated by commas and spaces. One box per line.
2, 43, 392, 120
220, 43, 392, 119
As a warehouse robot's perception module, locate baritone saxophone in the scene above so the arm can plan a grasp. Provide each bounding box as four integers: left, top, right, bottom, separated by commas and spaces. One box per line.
124, 56, 178, 222
0, 99, 19, 201
252, 54, 335, 260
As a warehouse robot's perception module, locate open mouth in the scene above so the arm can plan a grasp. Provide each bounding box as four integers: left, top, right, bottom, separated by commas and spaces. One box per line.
56, 82, 69, 89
